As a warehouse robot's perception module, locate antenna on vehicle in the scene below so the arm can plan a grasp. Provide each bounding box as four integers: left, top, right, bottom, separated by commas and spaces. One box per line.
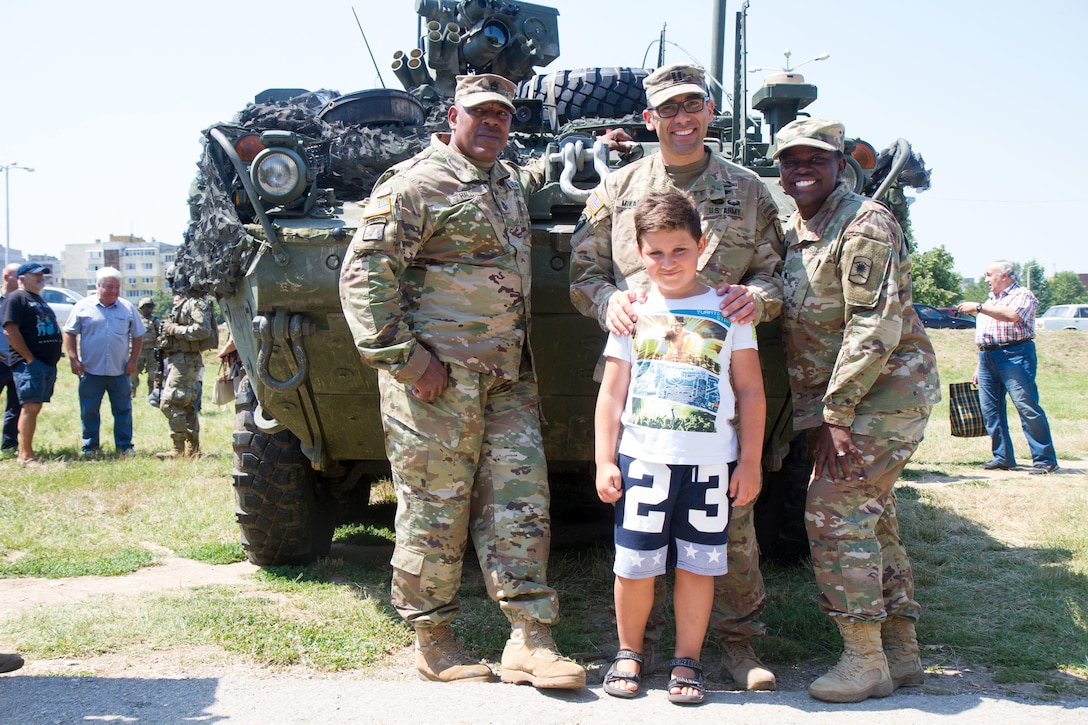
352, 6, 387, 89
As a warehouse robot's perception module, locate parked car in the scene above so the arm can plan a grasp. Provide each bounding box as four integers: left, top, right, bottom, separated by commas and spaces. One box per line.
1035, 304, 1088, 331
40, 285, 84, 324
937, 307, 972, 320
914, 303, 975, 329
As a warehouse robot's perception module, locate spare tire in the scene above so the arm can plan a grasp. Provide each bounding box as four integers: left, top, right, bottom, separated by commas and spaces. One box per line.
518, 67, 650, 129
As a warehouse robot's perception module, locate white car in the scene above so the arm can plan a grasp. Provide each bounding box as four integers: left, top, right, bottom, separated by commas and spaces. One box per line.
1035, 304, 1088, 331
40, 285, 85, 323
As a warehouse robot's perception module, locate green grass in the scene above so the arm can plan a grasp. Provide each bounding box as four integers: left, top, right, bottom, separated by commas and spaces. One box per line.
1, 334, 1087, 693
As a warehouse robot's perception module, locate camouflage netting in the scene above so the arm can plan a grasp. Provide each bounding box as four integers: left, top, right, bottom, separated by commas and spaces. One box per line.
870, 146, 932, 194
173, 91, 454, 298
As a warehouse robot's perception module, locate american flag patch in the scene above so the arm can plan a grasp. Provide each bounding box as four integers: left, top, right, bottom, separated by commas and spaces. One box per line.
362, 195, 391, 218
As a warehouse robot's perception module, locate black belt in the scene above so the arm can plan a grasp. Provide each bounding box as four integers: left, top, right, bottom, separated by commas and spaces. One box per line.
978, 339, 1031, 352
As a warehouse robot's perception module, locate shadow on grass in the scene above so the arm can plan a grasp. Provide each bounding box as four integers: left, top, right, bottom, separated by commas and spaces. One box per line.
900, 483, 1086, 696
254, 476, 1088, 702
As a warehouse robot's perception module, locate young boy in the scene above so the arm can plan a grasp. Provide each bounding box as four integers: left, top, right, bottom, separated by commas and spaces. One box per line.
594, 189, 766, 704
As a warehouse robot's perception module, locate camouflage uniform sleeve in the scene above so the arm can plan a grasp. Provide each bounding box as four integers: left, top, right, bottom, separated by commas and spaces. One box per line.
569, 182, 619, 331
338, 176, 433, 385
740, 185, 785, 324
822, 209, 901, 428
163, 299, 212, 342
517, 154, 548, 194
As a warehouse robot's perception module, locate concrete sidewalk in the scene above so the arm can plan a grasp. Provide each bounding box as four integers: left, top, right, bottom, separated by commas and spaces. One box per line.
2, 674, 1086, 724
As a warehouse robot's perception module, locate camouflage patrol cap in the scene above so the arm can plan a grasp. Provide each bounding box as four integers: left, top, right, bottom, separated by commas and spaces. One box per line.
772, 118, 845, 159
138, 297, 154, 309
454, 74, 516, 111
643, 63, 708, 108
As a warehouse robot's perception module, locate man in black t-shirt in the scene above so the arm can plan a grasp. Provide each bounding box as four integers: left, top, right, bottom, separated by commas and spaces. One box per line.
1, 262, 63, 466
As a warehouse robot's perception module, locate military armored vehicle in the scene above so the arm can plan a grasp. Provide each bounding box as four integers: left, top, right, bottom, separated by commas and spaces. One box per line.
175, 0, 930, 566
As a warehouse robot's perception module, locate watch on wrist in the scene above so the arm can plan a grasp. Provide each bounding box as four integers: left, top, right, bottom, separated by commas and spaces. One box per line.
976, 303, 983, 313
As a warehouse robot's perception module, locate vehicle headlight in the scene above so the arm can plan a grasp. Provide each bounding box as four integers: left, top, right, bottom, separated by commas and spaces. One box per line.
251, 147, 307, 205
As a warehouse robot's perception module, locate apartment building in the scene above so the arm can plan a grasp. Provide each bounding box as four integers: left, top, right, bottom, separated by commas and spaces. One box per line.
59, 234, 177, 299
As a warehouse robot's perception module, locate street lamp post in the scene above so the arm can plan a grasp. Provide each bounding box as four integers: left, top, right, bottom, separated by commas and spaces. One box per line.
749, 50, 831, 75
2, 162, 35, 267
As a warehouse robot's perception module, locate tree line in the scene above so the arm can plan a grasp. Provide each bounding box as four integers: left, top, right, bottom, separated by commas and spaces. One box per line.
910, 244, 1088, 311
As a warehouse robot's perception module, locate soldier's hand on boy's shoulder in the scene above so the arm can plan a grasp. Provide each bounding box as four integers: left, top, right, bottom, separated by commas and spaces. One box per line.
716, 283, 757, 325
606, 289, 647, 336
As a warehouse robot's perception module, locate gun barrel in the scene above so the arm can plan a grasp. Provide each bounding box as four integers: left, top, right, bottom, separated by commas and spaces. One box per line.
407, 56, 434, 87
392, 54, 415, 90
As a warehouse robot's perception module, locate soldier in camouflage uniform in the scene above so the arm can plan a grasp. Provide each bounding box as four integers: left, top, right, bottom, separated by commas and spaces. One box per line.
339, 74, 585, 689
155, 293, 216, 458
569, 63, 783, 691
130, 297, 161, 399
775, 118, 940, 703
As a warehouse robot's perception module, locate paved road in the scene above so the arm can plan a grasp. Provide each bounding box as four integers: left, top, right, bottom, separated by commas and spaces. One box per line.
2, 674, 1086, 724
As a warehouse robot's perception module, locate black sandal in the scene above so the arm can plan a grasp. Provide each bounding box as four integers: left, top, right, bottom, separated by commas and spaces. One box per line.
667, 657, 706, 705
603, 649, 644, 698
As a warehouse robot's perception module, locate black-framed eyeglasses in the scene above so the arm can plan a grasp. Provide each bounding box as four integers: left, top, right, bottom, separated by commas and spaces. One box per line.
650, 96, 709, 118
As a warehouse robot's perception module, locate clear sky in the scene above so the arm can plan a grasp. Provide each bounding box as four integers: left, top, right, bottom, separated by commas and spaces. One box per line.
3, 0, 1085, 281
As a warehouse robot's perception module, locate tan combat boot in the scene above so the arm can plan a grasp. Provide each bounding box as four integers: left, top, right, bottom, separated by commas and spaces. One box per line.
414, 625, 495, 683
155, 438, 187, 459
721, 638, 776, 691
187, 434, 201, 458
882, 618, 924, 689
808, 620, 895, 703
500, 620, 586, 689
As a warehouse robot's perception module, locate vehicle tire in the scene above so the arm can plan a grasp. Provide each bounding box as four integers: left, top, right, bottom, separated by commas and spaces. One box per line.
517, 67, 650, 129
232, 378, 336, 566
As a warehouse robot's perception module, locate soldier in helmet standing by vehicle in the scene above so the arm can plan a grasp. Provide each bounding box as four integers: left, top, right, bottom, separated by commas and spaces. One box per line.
155, 286, 217, 459
570, 62, 783, 692
339, 74, 587, 690
131, 297, 162, 399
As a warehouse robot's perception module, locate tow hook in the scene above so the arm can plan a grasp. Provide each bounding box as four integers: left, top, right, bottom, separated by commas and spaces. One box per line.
253, 313, 315, 392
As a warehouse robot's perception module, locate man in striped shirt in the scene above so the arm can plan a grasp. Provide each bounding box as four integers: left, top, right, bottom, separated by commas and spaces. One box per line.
957, 260, 1058, 474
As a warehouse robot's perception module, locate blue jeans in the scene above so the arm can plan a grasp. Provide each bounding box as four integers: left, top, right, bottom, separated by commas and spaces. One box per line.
79, 373, 133, 453
976, 341, 1057, 467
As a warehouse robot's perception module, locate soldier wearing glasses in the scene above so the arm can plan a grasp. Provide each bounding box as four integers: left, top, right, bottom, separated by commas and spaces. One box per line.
570, 63, 784, 691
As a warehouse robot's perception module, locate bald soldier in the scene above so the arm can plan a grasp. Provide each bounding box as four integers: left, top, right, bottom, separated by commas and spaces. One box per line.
775, 118, 939, 703
339, 74, 587, 689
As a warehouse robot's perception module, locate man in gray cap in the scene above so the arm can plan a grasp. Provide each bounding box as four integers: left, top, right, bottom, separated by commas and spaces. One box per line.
570, 62, 783, 692
1, 262, 63, 465
339, 73, 586, 689
774, 117, 939, 703
131, 296, 162, 399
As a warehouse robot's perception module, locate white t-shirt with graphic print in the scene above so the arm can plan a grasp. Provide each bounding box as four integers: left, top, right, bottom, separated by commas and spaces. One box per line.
602, 289, 757, 465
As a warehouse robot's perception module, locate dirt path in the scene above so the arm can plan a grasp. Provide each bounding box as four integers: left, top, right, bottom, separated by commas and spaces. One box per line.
2, 462, 1086, 697
0, 557, 260, 617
